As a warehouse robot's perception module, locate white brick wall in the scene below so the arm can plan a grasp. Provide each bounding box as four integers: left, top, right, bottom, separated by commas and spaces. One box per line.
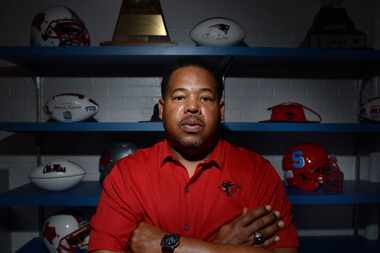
0, 0, 379, 251
0, 78, 36, 122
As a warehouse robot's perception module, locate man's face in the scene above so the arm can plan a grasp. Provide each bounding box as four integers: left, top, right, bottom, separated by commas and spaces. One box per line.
159, 65, 224, 152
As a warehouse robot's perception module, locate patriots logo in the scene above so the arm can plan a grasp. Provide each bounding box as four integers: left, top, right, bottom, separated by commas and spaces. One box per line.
219, 180, 240, 197
209, 24, 230, 34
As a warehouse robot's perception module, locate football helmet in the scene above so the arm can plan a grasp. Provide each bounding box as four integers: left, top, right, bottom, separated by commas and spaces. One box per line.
31, 6, 90, 47
360, 97, 380, 122
42, 214, 90, 253
99, 142, 137, 185
282, 143, 343, 192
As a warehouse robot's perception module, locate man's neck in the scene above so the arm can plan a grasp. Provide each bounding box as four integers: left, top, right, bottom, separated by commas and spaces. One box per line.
167, 136, 220, 177
170, 148, 206, 177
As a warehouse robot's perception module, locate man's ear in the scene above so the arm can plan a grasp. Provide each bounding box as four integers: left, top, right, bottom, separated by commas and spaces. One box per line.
158, 98, 164, 120
219, 100, 225, 122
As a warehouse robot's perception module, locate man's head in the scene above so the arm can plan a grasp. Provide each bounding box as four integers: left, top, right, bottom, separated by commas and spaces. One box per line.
159, 59, 225, 160
161, 59, 224, 101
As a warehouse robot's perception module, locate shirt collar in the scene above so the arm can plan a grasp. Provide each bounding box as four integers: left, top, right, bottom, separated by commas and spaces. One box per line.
160, 139, 226, 170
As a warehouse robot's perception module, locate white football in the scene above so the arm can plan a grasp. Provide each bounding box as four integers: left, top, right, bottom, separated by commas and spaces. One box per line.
190, 17, 245, 46
45, 93, 99, 122
29, 160, 86, 191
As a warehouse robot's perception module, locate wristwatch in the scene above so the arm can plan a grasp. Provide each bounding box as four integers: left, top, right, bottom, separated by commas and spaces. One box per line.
160, 233, 180, 253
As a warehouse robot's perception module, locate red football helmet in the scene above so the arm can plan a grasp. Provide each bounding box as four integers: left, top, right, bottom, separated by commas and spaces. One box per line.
282, 143, 343, 192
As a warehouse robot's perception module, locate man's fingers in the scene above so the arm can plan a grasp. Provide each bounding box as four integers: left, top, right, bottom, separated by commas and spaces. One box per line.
257, 235, 280, 247
255, 219, 284, 243
245, 209, 280, 234
238, 206, 272, 226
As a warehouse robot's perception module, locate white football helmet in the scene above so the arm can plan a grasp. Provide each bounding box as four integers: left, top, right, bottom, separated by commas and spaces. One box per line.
31, 6, 90, 47
360, 97, 380, 122
42, 214, 90, 253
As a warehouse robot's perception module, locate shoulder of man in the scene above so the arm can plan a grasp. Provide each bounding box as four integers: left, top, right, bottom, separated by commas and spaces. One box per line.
117, 141, 163, 170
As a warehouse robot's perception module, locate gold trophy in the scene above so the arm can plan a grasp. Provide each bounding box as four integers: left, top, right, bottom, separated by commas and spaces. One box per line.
102, 0, 172, 45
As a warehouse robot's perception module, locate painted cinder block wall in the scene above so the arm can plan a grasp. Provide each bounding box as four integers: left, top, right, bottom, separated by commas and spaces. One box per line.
0, 0, 379, 251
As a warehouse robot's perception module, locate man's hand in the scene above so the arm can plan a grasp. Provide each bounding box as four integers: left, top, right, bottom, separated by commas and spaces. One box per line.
129, 206, 284, 253
212, 205, 284, 247
129, 223, 165, 253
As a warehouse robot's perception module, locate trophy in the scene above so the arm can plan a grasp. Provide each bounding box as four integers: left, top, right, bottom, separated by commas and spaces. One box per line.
300, 0, 368, 48
102, 0, 172, 45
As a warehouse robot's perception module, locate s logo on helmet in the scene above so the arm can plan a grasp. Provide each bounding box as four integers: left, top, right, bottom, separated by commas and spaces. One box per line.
291, 150, 305, 169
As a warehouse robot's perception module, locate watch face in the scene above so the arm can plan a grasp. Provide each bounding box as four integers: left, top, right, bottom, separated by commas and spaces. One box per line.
161, 234, 180, 248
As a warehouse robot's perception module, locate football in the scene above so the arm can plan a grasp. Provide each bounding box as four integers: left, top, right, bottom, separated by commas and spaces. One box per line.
45, 93, 99, 122
29, 160, 86, 191
190, 17, 245, 46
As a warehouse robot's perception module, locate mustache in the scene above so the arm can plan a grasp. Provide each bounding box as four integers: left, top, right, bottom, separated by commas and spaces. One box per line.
179, 116, 205, 126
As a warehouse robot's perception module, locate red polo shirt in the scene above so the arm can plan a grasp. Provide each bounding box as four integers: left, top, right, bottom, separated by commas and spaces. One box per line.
89, 139, 299, 252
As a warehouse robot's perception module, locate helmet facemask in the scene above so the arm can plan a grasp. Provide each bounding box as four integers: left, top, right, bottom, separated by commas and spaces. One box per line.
31, 6, 90, 47
43, 18, 90, 46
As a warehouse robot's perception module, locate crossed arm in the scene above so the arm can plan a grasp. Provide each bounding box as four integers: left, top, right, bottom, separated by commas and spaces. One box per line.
90, 206, 297, 253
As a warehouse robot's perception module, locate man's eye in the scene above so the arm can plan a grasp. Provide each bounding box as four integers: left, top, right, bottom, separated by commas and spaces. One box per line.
201, 96, 214, 102
173, 96, 185, 101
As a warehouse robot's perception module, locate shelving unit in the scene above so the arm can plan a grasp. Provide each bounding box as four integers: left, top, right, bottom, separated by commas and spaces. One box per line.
1, 45, 380, 252
0, 181, 379, 207
0, 46, 380, 78
0, 121, 380, 133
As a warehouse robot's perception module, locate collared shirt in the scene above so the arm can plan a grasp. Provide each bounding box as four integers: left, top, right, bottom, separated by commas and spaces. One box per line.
89, 139, 299, 252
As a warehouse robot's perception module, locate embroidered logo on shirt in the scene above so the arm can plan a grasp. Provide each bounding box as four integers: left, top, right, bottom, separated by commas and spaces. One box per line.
219, 180, 240, 197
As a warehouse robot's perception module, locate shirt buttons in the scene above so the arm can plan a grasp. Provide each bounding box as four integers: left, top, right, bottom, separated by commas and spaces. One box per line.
183, 224, 190, 231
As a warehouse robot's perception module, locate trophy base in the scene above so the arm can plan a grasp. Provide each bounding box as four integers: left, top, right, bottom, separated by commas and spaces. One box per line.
101, 35, 175, 46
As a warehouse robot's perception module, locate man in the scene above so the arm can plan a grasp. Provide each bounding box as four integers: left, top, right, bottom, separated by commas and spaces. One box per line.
89, 59, 299, 253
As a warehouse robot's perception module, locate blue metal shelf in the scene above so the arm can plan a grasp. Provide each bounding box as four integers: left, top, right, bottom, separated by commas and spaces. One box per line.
288, 181, 380, 205
15, 236, 380, 253
224, 122, 380, 133
0, 182, 101, 207
299, 236, 380, 252
0, 181, 378, 207
0, 45, 377, 58
16, 237, 86, 253
0, 122, 164, 132
0, 122, 379, 133
1, 46, 380, 77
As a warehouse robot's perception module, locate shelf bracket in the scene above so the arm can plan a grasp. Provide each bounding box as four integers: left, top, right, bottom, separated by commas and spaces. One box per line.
32, 76, 44, 167
32, 76, 44, 123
